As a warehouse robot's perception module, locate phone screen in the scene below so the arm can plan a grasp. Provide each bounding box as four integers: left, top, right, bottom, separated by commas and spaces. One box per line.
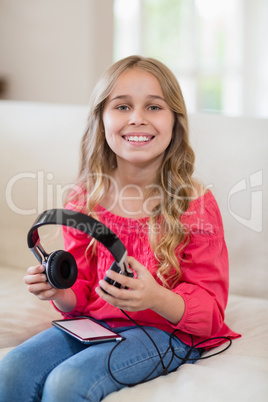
52, 317, 123, 344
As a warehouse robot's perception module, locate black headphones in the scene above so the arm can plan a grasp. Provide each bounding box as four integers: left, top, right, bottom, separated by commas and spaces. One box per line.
27, 209, 132, 289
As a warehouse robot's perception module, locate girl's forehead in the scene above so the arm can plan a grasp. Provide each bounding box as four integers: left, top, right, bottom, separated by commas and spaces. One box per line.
109, 68, 164, 98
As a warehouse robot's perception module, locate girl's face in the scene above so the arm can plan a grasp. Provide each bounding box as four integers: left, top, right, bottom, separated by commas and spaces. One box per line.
102, 68, 175, 169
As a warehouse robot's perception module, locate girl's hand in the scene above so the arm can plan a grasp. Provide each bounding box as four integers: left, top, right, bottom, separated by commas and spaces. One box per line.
24, 265, 77, 312
24, 265, 61, 301
96, 256, 161, 312
96, 256, 185, 324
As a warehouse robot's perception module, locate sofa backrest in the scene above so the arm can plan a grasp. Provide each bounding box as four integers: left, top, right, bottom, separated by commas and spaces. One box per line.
0, 101, 267, 299
189, 114, 267, 299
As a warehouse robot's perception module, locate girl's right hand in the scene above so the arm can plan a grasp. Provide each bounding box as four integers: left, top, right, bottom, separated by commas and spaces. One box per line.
24, 265, 61, 301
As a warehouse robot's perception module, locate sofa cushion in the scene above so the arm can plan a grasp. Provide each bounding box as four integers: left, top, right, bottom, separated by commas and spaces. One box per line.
1, 265, 267, 401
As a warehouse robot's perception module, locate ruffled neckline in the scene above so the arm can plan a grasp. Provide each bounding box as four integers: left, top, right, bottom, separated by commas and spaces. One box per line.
96, 190, 213, 224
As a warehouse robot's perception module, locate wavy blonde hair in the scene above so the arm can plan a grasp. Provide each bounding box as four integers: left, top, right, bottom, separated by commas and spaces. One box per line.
73, 55, 196, 288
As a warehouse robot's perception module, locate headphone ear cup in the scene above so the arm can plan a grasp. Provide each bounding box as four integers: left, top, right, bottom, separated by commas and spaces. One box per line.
45, 250, 78, 289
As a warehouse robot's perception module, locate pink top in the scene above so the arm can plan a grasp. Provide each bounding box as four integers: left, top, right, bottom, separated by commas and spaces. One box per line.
58, 190, 240, 349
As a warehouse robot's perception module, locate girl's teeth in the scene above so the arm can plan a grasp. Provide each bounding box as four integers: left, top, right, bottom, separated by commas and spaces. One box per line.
125, 136, 151, 142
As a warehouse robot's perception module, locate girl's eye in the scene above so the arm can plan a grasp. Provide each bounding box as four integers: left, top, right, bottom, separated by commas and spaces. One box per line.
148, 105, 161, 111
117, 105, 130, 111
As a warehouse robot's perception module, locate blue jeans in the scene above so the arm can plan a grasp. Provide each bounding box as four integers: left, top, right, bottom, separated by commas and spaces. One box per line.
0, 322, 202, 401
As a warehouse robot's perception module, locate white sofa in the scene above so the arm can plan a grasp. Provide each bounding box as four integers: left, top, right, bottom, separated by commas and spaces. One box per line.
0, 100, 267, 401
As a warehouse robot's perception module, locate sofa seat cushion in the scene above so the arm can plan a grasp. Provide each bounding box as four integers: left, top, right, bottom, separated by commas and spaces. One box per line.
1, 266, 268, 401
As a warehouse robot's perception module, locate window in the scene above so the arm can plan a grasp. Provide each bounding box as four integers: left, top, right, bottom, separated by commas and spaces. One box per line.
113, 0, 268, 117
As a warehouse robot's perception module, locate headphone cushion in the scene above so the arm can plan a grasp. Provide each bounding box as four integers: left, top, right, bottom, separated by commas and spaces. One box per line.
45, 250, 78, 289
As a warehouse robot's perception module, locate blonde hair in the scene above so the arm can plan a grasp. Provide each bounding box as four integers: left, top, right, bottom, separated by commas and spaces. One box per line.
74, 55, 195, 288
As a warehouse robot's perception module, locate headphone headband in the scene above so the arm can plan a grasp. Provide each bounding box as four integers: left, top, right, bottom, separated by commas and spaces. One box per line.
27, 209, 128, 273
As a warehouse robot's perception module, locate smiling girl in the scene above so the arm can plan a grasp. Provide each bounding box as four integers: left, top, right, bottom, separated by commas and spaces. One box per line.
0, 55, 239, 401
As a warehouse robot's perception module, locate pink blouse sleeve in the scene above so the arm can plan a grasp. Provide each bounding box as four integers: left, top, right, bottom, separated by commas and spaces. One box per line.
171, 192, 229, 338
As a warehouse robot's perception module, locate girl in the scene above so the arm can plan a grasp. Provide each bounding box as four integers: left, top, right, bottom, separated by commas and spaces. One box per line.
0, 55, 240, 401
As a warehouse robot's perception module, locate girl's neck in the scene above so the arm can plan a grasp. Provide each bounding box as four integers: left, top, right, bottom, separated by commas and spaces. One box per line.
113, 166, 156, 192
100, 163, 161, 218
114, 156, 163, 189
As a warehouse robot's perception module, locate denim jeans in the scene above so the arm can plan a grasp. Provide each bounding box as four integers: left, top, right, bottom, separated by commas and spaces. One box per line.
0, 322, 202, 401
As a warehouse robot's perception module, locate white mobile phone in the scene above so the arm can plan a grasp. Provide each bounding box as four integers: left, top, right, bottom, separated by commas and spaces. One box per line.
52, 317, 123, 344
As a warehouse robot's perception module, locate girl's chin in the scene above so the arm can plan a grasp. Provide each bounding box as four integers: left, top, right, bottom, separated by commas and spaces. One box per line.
116, 153, 164, 168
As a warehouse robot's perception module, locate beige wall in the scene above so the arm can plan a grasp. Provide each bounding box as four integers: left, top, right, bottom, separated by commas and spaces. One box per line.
0, 0, 113, 104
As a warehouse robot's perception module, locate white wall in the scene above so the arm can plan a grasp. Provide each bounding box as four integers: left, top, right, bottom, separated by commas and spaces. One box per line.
0, 0, 113, 104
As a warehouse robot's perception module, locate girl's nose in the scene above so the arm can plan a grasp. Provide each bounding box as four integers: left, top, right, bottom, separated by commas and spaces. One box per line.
128, 108, 147, 125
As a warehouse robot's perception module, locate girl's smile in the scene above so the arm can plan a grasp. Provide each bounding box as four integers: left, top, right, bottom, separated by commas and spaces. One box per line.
122, 133, 154, 143
102, 68, 175, 168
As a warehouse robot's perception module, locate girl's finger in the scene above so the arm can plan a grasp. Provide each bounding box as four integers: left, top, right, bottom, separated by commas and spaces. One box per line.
27, 281, 52, 294
23, 273, 47, 285
26, 265, 44, 275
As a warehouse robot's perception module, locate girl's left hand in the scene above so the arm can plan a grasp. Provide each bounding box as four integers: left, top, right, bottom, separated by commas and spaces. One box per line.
95, 256, 161, 312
